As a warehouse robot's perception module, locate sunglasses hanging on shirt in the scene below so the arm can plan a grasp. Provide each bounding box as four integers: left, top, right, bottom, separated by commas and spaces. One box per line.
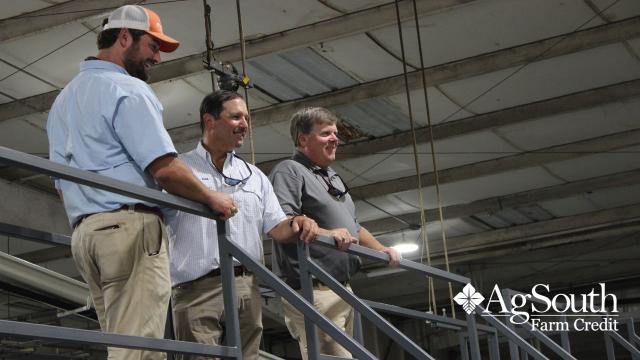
314, 169, 350, 199
213, 154, 252, 186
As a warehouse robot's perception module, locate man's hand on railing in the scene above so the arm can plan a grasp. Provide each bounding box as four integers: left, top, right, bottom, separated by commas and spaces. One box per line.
381, 246, 402, 267
328, 228, 357, 251
290, 215, 319, 244
206, 191, 237, 220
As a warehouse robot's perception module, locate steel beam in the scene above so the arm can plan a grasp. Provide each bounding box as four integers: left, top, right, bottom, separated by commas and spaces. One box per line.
257, 79, 640, 174
244, 16, 640, 129
0, 0, 475, 120
362, 168, 640, 234
0, 0, 137, 43
2, 16, 638, 129
416, 204, 640, 259
350, 129, 640, 199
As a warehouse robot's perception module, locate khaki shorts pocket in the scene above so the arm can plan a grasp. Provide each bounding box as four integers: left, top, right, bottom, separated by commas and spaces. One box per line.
90, 221, 137, 284
143, 216, 164, 256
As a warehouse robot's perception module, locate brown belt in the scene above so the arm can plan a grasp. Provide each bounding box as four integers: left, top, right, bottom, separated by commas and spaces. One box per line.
119, 204, 163, 220
173, 266, 251, 290
74, 204, 163, 229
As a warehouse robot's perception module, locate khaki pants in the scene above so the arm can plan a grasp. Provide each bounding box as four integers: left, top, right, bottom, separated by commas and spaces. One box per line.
71, 209, 171, 360
171, 273, 262, 360
282, 285, 354, 360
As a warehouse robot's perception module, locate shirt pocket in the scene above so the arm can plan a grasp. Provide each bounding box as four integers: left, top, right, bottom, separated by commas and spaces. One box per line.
235, 183, 263, 220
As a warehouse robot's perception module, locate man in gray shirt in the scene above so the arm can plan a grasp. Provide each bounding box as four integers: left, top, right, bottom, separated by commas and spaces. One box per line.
269, 107, 401, 359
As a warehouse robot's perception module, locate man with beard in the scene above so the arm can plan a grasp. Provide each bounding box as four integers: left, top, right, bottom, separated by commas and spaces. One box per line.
47, 5, 236, 360
269, 107, 401, 360
167, 91, 354, 360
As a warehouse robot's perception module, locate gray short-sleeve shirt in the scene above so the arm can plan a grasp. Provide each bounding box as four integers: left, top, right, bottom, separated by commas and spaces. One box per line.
269, 150, 361, 288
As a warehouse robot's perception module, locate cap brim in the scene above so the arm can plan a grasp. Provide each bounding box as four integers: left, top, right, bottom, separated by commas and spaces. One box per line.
147, 31, 179, 53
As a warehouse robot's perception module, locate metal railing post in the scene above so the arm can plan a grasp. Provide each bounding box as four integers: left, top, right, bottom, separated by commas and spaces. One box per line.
503, 291, 521, 360
459, 333, 469, 360
604, 333, 616, 360
465, 312, 482, 359
218, 220, 242, 359
560, 323, 571, 353
305, 259, 434, 360
628, 319, 640, 360
488, 332, 501, 360
297, 240, 320, 360
353, 310, 364, 345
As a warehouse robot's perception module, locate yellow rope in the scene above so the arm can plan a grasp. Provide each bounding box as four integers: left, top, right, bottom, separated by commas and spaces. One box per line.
410, 0, 456, 319
235, 0, 256, 164
393, 0, 436, 312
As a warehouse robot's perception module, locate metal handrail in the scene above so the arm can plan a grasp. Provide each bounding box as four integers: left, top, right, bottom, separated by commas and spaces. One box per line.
294, 234, 485, 358
475, 304, 550, 360
502, 289, 576, 360
0, 320, 241, 358
297, 241, 434, 360
0, 145, 546, 359
0, 146, 372, 358
606, 326, 640, 357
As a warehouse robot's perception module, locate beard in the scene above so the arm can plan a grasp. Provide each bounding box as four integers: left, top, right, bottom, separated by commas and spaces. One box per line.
123, 41, 150, 82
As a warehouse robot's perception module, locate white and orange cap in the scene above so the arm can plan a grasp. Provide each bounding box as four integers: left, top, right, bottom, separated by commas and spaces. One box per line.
103, 5, 179, 53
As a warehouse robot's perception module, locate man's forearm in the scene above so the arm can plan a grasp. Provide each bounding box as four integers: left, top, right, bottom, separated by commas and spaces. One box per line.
358, 227, 386, 251
148, 155, 212, 204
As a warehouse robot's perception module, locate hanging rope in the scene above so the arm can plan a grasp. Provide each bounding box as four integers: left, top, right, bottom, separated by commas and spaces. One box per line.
202, 1, 218, 91
393, 0, 436, 313
235, 0, 256, 165
410, 0, 456, 319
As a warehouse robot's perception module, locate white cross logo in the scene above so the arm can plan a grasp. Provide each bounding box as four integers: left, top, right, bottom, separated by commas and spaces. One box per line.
454, 284, 485, 314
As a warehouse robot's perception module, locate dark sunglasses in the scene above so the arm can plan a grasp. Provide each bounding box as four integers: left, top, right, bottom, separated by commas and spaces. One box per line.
213, 154, 252, 186
315, 170, 350, 199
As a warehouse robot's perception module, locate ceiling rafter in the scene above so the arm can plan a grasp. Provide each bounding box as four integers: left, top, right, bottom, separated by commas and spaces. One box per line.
3, 80, 639, 197
3, 12, 638, 129
349, 128, 640, 199
0, 0, 475, 120
256, 79, 640, 174
433, 203, 640, 258
0, 0, 137, 43
361, 169, 640, 234
167, 16, 640, 143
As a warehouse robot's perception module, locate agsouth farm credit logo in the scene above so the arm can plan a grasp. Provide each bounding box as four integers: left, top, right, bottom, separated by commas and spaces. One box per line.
454, 283, 619, 332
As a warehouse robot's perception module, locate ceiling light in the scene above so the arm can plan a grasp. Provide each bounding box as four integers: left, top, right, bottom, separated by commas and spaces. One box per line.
391, 243, 419, 254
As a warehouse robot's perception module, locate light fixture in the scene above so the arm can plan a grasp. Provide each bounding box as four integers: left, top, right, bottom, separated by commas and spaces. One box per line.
391, 243, 419, 254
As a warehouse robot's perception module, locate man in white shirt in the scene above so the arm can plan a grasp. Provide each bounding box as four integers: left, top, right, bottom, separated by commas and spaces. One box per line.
166, 91, 353, 360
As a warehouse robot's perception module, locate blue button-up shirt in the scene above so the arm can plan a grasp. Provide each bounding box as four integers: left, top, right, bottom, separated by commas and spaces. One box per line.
47, 60, 176, 226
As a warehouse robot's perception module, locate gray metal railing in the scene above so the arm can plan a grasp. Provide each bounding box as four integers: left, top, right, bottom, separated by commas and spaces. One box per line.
0, 145, 566, 359
0, 146, 372, 359
295, 238, 474, 359
500, 289, 640, 360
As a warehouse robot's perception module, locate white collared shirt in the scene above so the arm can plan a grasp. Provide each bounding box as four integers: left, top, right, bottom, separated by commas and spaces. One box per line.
166, 142, 286, 286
